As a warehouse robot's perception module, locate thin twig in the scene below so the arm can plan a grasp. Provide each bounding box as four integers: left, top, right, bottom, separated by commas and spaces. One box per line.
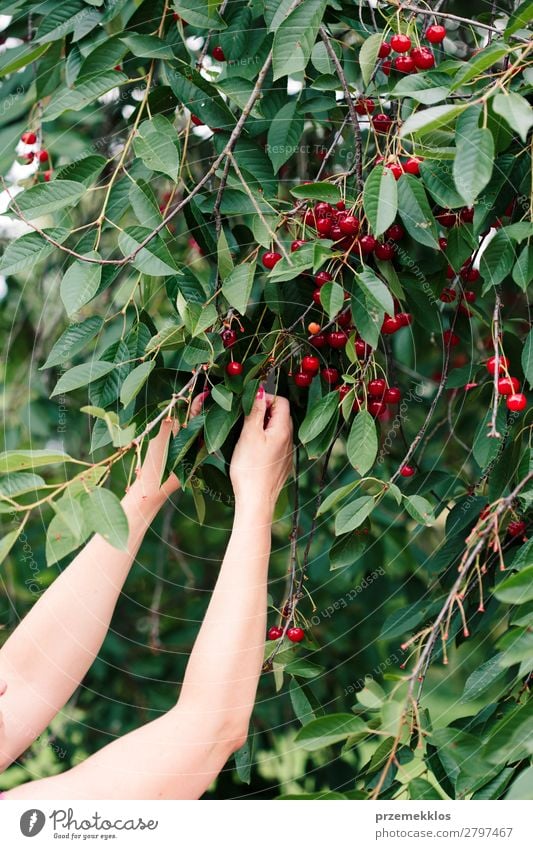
488, 293, 502, 438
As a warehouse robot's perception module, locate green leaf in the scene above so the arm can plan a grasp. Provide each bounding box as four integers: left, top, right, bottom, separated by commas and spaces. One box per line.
419, 160, 465, 209
505, 767, 533, 800
0, 450, 73, 474
42, 317, 103, 370
168, 414, 205, 469
60, 253, 102, 317
120, 34, 174, 60
129, 181, 162, 231
290, 182, 341, 203
453, 127, 494, 207
204, 405, 240, 453
77, 37, 127, 79
409, 779, 442, 800
346, 411, 377, 475
400, 104, 466, 139
36, 1, 85, 43
513, 244, 533, 292
221, 262, 256, 315
451, 42, 509, 89
166, 61, 234, 130
355, 269, 394, 316
505, 0, 533, 37
329, 525, 370, 570
289, 680, 316, 725
335, 496, 375, 535
359, 32, 382, 87
119, 361, 155, 407
522, 328, 533, 389
479, 230, 516, 287
0, 42, 50, 77
0, 473, 46, 499
50, 361, 116, 397
351, 289, 384, 349
397, 174, 439, 248
133, 115, 180, 182
272, 0, 327, 80
46, 511, 86, 566
294, 713, 366, 751
0, 228, 70, 275
317, 481, 360, 516
83, 488, 129, 551
493, 92, 533, 143
363, 166, 398, 237
217, 228, 234, 282
0, 526, 24, 566
461, 655, 507, 702
172, 0, 226, 30
266, 100, 304, 173
403, 494, 434, 526
211, 384, 233, 412
42, 71, 128, 121
494, 565, 533, 605
118, 227, 179, 276
9, 181, 86, 220
298, 391, 339, 444
319, 280, 344, 320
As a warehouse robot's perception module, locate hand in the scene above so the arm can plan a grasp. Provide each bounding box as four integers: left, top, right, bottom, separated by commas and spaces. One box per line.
129, 390, 208, 506
230, 387, 293, 510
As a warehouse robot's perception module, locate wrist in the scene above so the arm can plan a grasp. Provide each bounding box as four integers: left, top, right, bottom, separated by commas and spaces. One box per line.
122, 482, 166, 520
234, 495, 275, 526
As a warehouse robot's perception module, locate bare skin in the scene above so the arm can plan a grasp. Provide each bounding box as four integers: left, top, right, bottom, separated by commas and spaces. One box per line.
0, 387, 293, 799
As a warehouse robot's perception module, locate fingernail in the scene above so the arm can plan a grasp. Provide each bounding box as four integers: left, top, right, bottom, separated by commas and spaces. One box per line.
256, 385, 265, 399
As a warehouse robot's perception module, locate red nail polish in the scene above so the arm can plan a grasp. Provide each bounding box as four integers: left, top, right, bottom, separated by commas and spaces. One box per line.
256, 385, 264, 399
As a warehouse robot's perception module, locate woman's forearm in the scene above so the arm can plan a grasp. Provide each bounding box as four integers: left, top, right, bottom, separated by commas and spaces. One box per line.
0, 483, 162, 765
175, 497, 273, 742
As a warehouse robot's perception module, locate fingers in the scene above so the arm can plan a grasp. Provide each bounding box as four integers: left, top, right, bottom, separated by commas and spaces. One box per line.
190, 388, 210, 419
0, 679, 7, 697
265, 394, 292, 433
244, 384, 268, 429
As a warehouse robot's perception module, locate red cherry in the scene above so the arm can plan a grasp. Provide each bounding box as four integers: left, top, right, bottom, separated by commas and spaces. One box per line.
294, 371, 313, 387
355, 97, 375, 115
310, 333, 327, 348
191, 114, 204, 126
337, 309, 352, 328
315, 218, 332, 237
368, 378, 387, 397
301, 355, 320, 375
400, 464, 415, 477
463, 290, 476, 303
262, 251, 282, 270
327, 330, 348, 349
321, 367, 340, 385
355, 339, 370, 358
381, 58, 392, 76
314, 270, 332, 287
23, 152, 34, 162
443, 330, 460, 347
221, 329, 237, 348
304, 208, 317, 226
506, 393, 527, 412
226, 361, 243, 376
446, 265, 455, 280
385, 387, 402, 404
291, 239, 306, 252
314, 201, 332, 217
411, 46, 435, 69
390, 33, 412, 53
359, 234, 376, 254
498, 376, 520, 395
43, 170, 52, 181
440, 288, 456, 303
287, 626, 305, 643
339, 215, 360, 236
386, 162, 403, 180
426, 24, 446, 43
386, 223, 405, 241
338, 384, 351, 400
460, 207, 475, 223
466, 268, 480, 283
312, 289, 322, 305
436, 210, 456, 227
438, 237, 448, 250
267, 626, 283, 640
368, 400, 387, 417
396, 312, 412, 327
21, 131, 36, 144
378, 41, 391, 58
38, 149, 49, 162
507, 520, 526, 537
373, 113, 393, 133
212, 45, 225, 61
486, 355, 509, 375
404, 157, 421, 175
381, 315, 401, 334
330, 224, 343, 240
336, 200, 346, 211
374, 242, 395, 261
394, 54, 415, 73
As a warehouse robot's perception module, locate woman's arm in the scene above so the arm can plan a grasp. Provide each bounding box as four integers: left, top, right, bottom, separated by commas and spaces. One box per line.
0, 396, 206, 771
5, 388, 293, 799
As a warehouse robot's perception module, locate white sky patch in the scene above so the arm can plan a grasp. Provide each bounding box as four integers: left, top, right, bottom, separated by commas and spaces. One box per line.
186, 35, 204, 52
287, 78, 303, 95
122, 104, 136, 119
0, 275, 7, 300
0, 14, 12, 32
98, 87, 120, 105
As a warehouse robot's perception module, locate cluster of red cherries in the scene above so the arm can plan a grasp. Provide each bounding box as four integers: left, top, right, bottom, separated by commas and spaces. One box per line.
267, 625, 304, 642
18, 130, 51, 181
486, 355, 527, 412
378, 25, 445, 76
